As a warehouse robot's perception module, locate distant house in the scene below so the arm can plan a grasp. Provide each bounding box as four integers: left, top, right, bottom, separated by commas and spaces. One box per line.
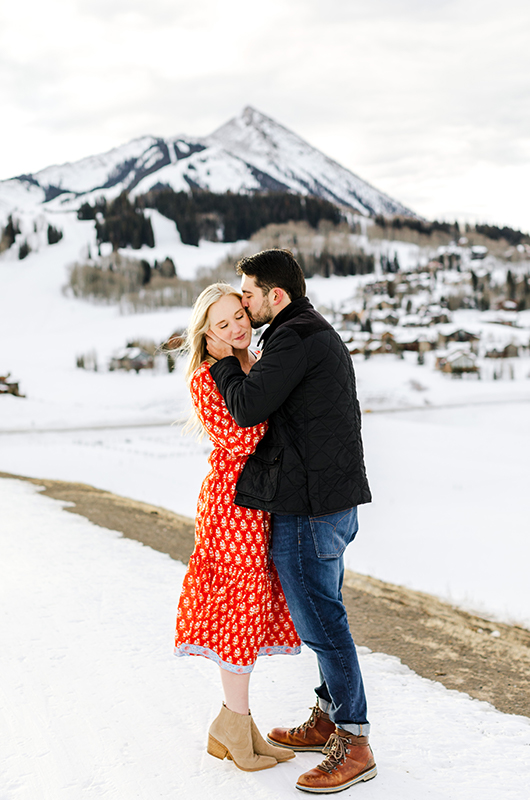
436, 246, 463, 270
423, 305, 451, 325
348, 341, 367, 356
347, 332, 372, 356
0, 373, 23, 397
109, 347, 154, 373
363, 334, 398, 356
481, 309, 519, 327
436, 350, 479, 376
364, 340, 392, 356
437, 325, 480, 353
393, 328, 435, 353
370, 309, 399, 326
470, 245, 488, 260
400, 314, 425, 328
485, 343, 519, 359
375, 296, 399, 310
341, 310, 361, 326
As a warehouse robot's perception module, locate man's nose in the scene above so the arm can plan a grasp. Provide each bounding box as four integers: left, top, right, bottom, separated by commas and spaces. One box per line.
241, 296, 249, 308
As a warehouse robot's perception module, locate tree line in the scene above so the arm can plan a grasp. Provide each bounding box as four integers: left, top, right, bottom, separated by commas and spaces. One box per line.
78, 194, 155, 251
77, 189, 345, 250
0, 215, 63, 258
143, 189, 344, 246
374, 214, 530, 247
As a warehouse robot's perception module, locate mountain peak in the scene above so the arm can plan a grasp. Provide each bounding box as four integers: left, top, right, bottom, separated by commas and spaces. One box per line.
0, 107, 416, 220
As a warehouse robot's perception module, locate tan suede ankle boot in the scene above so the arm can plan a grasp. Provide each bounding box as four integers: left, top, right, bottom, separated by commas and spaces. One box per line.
207, 705, 277, 772
250, 716, 295, 762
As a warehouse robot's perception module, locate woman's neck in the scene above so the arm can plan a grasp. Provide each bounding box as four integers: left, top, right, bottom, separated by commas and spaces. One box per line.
234, 348, 255, 374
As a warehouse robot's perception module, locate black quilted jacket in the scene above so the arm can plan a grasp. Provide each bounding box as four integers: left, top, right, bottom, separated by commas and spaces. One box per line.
209, 297, 372, 514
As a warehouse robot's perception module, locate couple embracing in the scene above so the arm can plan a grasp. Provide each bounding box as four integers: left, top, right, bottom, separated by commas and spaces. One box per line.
174, 249, 375, 793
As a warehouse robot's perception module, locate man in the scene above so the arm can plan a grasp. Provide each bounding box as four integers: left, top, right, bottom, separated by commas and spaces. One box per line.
206, 248, 376, 793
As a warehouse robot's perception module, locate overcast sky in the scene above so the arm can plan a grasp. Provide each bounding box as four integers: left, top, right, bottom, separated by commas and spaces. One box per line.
1, 0, 530, 231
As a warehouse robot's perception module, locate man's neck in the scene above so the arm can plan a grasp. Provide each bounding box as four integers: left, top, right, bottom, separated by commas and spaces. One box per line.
270, 297, 291, 320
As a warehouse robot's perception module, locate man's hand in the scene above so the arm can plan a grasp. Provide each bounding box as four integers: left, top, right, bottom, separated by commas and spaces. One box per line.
205, 329, 234, 361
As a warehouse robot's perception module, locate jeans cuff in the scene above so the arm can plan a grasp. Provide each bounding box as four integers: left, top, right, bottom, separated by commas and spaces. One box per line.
316, 696, 331, 714
336, 722, 370, 736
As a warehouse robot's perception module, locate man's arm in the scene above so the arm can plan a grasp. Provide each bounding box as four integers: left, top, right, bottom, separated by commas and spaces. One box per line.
209, 328, 307, 427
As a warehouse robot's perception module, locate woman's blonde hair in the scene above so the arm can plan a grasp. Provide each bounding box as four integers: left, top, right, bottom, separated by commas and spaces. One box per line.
183, 282, 243, 384
181, 282, 244, 436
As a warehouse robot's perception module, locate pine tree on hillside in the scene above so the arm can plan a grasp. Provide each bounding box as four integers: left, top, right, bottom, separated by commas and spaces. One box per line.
1, 215, 21, 249
18, 240, 31, 259
95, 192, 154, 251
506, 269, 516, 300
47, 224, 63, 245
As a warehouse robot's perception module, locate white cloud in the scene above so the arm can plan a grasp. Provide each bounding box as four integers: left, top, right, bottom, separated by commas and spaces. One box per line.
1, 0, 530, 230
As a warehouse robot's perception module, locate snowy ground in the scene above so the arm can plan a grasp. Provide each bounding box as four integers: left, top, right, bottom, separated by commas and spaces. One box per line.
2, 220, 530, 797
2, 477, 530, 800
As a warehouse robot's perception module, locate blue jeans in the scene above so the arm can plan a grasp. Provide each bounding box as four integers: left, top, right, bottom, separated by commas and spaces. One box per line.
271, 508, 370, 735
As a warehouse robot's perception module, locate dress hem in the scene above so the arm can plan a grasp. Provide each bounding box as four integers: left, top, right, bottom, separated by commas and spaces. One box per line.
174, 642, 302, 673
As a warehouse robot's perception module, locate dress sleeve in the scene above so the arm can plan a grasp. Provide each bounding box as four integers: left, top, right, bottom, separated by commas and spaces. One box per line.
190, 364, 268, 457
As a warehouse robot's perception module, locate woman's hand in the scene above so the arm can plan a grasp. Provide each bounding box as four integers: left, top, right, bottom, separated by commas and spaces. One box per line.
205, 329, 234, 361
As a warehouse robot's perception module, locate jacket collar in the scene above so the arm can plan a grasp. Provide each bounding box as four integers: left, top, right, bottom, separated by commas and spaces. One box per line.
258, 296, 313, 347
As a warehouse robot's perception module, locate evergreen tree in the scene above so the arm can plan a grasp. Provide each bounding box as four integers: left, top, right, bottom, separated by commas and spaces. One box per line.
18, 240, 31, 259
2, 215, 20, 248
96, 192, 155, 250
140, 260, 152, 285
47, 224, 63, 245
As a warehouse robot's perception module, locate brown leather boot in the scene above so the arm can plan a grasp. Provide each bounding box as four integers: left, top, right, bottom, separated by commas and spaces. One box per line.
207, 705, 277, 772
267, 705, 336, 752
296, 728, 377, 793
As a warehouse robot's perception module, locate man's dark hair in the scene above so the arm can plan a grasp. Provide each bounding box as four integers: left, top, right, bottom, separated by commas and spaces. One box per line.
236, 248, 306, 300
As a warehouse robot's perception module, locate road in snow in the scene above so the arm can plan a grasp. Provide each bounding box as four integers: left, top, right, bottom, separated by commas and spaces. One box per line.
1, 396, 529, 628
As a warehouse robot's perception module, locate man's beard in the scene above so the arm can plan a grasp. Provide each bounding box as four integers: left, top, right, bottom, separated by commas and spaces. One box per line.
247, 297, 273, 328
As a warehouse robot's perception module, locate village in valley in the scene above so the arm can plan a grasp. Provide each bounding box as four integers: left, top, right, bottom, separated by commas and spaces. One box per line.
327, 237, 530, 386
66, 223, 530, 405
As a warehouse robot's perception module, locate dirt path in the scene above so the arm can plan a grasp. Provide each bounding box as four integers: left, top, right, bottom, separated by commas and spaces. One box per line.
3, 470, 529, 719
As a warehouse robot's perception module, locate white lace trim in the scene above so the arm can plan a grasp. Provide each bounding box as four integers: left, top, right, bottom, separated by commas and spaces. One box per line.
174, 642, 301, 674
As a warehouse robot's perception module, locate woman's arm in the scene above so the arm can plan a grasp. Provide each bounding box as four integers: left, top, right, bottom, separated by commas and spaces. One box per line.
210, 327, 307, 428
191, 365, 268, 456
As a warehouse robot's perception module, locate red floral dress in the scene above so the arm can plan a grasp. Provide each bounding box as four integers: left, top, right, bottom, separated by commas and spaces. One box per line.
174, 362, 301, 673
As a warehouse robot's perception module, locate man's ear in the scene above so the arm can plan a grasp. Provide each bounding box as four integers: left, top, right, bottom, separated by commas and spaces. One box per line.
270, 288, 286, 307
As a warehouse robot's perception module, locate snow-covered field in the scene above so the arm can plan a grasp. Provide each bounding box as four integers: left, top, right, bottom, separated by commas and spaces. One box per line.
2, 477, 530, 800
2, 212, 530, 797
1, 221, 530, 627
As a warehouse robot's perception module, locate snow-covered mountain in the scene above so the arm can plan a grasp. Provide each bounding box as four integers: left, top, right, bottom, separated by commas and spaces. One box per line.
0, 107, 415, 222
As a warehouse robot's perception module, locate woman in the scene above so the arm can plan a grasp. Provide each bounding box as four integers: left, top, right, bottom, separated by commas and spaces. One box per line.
174, 283, 301, 772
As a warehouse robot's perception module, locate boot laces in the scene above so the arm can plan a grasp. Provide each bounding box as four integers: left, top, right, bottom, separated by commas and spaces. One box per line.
288, 705, 319, 735
318, 733, 349, 773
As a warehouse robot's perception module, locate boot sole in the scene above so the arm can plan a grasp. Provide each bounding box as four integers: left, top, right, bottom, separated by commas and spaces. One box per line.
207, 735, 277, 772
295, 766, 378, 793
266, 736, 326, 752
